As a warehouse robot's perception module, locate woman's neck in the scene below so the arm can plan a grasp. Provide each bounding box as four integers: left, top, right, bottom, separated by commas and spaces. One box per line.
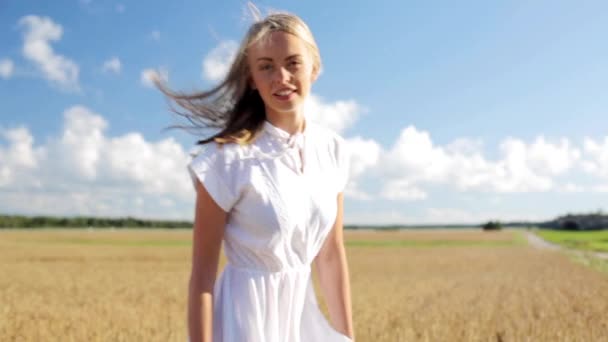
265, 108, 306, 135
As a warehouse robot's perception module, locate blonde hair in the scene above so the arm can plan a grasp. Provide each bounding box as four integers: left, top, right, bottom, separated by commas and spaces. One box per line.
158, 7, 321, 145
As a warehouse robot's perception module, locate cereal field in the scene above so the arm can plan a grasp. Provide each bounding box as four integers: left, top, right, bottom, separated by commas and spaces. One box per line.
1, 229, 607, 341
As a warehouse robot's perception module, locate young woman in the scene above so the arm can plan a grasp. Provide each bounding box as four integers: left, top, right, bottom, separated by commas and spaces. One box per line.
160, 9, 354, 342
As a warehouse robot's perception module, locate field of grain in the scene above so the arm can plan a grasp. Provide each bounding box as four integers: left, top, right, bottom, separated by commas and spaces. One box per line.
1, 228, 607, 341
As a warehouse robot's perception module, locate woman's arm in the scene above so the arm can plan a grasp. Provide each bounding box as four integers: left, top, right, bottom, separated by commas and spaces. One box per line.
314, 192, 354, 340
188, 179, 227, 342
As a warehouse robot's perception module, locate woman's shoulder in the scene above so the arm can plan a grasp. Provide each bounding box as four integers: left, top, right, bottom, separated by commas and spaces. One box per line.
307, 121, 347, 152
189, 140, 254, 166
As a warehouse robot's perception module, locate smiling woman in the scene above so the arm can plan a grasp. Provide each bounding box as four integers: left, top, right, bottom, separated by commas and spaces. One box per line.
156, 6, 322, 146
156, 4, 354, 342
247, 31, 318, 133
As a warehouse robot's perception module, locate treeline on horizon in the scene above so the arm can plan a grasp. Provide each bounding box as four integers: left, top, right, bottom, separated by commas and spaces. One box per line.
0, 212, 604, 229
1, 214, 529, 229
0, 215, 192, 229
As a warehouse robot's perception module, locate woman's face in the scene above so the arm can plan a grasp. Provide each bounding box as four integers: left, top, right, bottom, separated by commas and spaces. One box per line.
247, 31, 317, 120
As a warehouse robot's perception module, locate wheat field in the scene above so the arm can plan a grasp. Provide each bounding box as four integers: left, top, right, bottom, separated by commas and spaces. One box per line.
1, 229, 607, 341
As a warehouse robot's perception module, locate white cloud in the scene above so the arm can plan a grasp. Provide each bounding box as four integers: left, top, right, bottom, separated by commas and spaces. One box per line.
514, 136, 580, 176
581, 137, 608, 179
345, 137, 381, 177
150, 30, 161, 41
0, 127, 42, 186
305, 94, 361, 134
0, 59, 14, 79
102, 57, 121, 74
202, 40, 238, 82
2, 102, 606, 222
343, 136, 381, 200
58, 106, 108, 179
141, 68, 168, 88
18, 15, 79, 91
445, 137, 483, 155
1, 128, 39, 169
380, 179, 428, 201
591, 184, 608, 193
0, 106, 194, 219
560, 183, 584, 193
383, 126, 451, 182
492, 139, 555, 192
373, 126, 586, 200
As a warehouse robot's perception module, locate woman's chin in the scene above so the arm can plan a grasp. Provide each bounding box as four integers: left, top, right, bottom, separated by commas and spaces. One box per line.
268, 101, 304, 115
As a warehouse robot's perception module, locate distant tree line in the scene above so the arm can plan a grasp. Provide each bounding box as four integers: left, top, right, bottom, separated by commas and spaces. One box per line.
539, 211, 608, 231
0, 215, 192, 229
2, 210, 606, 230
481, 221, 502, 231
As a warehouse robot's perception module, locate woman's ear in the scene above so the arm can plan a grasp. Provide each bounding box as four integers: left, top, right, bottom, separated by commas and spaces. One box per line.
249, 77, 257, 90
311, 66, 319, 83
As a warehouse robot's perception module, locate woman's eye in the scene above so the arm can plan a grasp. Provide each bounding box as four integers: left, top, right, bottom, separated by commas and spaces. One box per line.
259, 64, 273, 71
289, 61, 300, 67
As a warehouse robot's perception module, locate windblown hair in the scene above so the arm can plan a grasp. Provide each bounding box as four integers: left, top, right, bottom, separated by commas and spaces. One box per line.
157, 7, 321, 145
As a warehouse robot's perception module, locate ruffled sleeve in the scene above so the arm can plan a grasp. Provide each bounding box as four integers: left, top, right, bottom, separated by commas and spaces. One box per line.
187, 143, 240, 212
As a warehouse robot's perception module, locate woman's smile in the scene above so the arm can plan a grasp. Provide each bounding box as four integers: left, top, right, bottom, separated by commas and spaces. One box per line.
273, 87, 297, 100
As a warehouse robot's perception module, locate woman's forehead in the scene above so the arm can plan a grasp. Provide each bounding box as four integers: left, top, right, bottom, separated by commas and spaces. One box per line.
248, 31, 308, 59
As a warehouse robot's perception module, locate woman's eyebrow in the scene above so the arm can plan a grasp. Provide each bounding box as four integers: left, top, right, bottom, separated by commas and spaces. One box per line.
256, 54, 302, 62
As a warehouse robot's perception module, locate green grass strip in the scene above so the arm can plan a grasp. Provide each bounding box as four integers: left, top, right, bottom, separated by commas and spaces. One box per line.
536, 230, 608, 253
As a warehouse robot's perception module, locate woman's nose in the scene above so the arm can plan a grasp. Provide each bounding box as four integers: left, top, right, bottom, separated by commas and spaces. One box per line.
273, 67, 292, 83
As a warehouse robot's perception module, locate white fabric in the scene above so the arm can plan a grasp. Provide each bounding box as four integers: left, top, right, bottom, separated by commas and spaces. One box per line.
187, 120, 351, 342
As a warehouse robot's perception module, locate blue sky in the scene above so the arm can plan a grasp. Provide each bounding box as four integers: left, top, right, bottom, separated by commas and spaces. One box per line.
1, 0, 607, 224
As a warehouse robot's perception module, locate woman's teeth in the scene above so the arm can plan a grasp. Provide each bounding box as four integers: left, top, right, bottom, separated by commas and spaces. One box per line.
275, 89, 294, 96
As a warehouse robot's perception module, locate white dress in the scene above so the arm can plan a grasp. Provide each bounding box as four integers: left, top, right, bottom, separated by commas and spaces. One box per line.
187, 119, 352, 342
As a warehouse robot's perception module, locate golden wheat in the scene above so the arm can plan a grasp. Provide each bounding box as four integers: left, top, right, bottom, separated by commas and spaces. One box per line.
1, 229, 607, 341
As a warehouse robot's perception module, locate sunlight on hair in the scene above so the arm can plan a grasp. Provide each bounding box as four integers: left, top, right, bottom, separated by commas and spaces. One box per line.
245, 1, 262, 23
